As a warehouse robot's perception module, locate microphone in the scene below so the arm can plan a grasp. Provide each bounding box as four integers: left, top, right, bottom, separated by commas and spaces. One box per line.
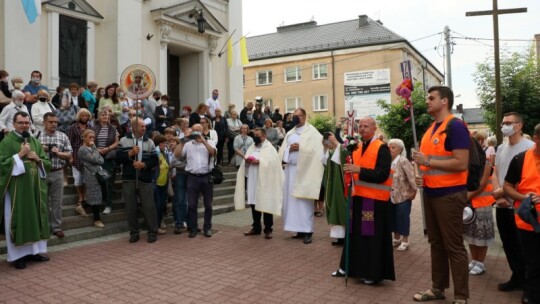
22, 131, 30, 144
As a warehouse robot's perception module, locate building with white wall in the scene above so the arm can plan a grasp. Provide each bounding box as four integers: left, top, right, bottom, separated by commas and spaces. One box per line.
0, 0, 243, 112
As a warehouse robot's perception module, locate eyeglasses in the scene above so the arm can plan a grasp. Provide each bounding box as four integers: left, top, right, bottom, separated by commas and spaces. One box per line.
15, 121, 30, 125
501, 121, 519, 126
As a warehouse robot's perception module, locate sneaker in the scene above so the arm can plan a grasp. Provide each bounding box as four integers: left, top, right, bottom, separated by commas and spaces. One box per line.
158, 228, 167, 235
94, 221, 105, 228
160, 220, 167, 229
397, 242, 409, 251
469, 262, 485, 275
468, 260, 477, 271
103, 207, 111, 215
392, 238, 402, 247
75, 205, 88, 217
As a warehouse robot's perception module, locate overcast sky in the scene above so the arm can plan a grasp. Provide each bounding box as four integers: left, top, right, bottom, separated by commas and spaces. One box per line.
243, 0, 539, 109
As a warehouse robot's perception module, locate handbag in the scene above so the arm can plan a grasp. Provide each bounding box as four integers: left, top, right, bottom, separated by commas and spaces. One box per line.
95, 167, 111, 185
208, 156, 224, 185
167, 177, 175, 197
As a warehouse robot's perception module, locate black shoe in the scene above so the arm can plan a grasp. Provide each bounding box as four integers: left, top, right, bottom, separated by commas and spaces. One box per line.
147, 234, 157, 243
292, 233, 305, 239
189, 230, 198, 238
244, 229, 261, 236
29, 254, 50, 262
332, 238, 344, 246
303, 233, 313, 244
498, 279, 521, 291
174, 226, 182, 234
522, 295, 529, 304
13, 258, 26, 269
204, 230, 212, 238
129, 235, 140, 243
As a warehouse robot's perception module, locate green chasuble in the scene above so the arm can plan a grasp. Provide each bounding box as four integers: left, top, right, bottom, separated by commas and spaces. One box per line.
324, 149, 348, 226
0, 131, 51, 246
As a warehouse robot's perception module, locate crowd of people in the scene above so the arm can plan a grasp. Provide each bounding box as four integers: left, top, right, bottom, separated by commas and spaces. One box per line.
1, 71, 539, 304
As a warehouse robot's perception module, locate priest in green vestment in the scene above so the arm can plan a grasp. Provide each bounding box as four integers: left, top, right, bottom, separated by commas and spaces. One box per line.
323, 134, 348, 245
0, 112, 51, 269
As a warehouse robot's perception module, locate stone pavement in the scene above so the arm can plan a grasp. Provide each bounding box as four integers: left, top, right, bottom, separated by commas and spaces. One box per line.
0, 200, 523, 304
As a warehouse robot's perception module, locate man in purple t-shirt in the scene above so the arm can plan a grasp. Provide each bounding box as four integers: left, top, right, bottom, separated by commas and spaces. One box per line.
412, 86, 470, 304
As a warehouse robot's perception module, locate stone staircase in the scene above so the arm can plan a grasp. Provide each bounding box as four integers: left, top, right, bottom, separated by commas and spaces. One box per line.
0, 165, 239, 254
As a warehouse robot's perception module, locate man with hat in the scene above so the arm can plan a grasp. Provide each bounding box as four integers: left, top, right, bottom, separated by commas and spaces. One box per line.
503, 123, 540, 304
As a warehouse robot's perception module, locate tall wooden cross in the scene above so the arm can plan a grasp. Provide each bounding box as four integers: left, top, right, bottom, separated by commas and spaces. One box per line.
466, 1, 527, 144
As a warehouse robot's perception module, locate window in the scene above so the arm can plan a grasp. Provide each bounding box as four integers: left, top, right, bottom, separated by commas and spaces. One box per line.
285, 97, 302, 113
312, 63, 328, 79
285, 66, 302, 82
312, 95, 328, 111
256, 70, 272, 86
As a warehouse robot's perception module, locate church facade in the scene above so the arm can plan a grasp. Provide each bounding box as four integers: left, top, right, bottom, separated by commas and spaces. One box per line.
0, 0, 243, 112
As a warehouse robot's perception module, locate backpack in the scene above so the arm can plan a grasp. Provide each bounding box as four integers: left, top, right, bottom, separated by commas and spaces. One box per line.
445, 118, 486, 192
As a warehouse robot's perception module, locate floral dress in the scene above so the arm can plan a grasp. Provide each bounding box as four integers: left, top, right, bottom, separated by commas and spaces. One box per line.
78, 145, 104, 205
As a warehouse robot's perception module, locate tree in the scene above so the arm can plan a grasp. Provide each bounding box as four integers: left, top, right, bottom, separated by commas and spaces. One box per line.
474, 47, 540, 135
377, 82, 433, 156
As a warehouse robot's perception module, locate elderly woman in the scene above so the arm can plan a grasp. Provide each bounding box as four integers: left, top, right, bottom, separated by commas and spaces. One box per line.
226, 110, 242, 165
92, 109, 119, 215
388, 138, 417, 251
67, 108, 93, 216
233, 124, 254, 168
78, 129, 105, 228
55, 89, 80, 133
264, 118, 279, 149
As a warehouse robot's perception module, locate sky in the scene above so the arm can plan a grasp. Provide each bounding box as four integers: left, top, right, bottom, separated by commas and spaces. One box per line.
242, 0, 539, 109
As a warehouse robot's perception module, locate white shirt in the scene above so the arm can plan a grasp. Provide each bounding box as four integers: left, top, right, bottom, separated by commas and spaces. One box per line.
31, 101, 56, 132
205, 97, 220, 118
182, 140, 217, 174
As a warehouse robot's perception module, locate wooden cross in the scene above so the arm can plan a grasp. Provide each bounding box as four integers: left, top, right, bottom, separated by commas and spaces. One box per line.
466, 1, 527, 144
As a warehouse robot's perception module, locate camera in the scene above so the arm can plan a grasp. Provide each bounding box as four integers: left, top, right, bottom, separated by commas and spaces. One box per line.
48, 143, 58, 158
189, 131, 201, 140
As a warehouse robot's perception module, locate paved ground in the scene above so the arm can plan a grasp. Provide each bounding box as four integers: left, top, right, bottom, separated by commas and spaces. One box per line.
0, 199, 523, 304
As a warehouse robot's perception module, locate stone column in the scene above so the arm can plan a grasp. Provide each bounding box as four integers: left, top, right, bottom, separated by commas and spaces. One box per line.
48, 11, 60, 91
159, 24, 171, 94
87, 21, 96, 82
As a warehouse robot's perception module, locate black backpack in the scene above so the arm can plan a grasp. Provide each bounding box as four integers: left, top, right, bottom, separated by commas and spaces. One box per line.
445, 118, 486, 192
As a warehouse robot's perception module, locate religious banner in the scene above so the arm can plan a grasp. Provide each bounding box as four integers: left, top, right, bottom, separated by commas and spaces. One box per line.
344, 69, 391, 119
120, 64, 156, 100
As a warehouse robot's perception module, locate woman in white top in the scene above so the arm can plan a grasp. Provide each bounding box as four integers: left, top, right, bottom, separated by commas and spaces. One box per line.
227, 110, 242, 165
118, 87, 134, 125
275, 120, 286, 146
233, 124, 254, 167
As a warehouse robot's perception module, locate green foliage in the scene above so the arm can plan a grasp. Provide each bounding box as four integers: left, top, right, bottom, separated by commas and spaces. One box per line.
376, 82, 433, 154
309, 113, 335, 134
473, 46, 540, 135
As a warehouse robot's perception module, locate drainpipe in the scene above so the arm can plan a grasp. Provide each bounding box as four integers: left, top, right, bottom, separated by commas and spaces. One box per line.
331, 50, 336, 115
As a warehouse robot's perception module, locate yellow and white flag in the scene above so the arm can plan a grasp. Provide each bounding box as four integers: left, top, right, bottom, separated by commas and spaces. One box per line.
227, 36, 249, 68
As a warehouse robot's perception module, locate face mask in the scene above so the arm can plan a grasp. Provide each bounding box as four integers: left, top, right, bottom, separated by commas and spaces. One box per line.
501, 124, 516, 137
15, 99, 24, 107
14, 82, 23, 89
212, 94, 218, 100
246, 114, 253, 120
161, 101, 168, 106
155, 97, 160, 102
275, 110, 279, 113
292, 115, 300, 126
182, 110, 188, 116
39, 97, 47, 102
253, 136, 261, 145
118, 92, 125, 98
32, 77, 40, 84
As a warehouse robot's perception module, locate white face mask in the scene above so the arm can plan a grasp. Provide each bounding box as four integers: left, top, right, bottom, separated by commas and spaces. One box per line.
14, 99, 24, 107
501, 124, 516, 137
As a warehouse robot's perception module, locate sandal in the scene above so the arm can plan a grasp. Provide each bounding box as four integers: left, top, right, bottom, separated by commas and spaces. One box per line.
413, 289, 445, 302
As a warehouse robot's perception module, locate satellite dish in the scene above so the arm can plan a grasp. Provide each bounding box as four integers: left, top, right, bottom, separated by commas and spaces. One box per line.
120, 64, 156, 100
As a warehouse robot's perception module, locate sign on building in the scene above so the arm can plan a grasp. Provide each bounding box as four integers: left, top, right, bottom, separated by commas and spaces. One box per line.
344, 69, 391, 119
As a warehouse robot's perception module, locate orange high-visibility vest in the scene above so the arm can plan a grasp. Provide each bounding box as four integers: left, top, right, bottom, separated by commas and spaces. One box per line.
471, 176, 494, 208
352, 139, 393, 201
514, 148, 540, 231
419, 115, 468, 188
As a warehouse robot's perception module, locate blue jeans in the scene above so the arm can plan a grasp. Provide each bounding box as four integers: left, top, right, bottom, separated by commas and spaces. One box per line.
154, 184, 168, 226
173, 173, 188, 228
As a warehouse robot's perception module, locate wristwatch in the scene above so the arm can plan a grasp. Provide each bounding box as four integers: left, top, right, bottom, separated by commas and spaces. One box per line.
424, 160, 430, 167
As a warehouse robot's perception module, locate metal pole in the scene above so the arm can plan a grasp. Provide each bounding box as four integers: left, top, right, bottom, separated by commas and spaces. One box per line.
444, 26, 452, 89
492, 0, 503, 144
